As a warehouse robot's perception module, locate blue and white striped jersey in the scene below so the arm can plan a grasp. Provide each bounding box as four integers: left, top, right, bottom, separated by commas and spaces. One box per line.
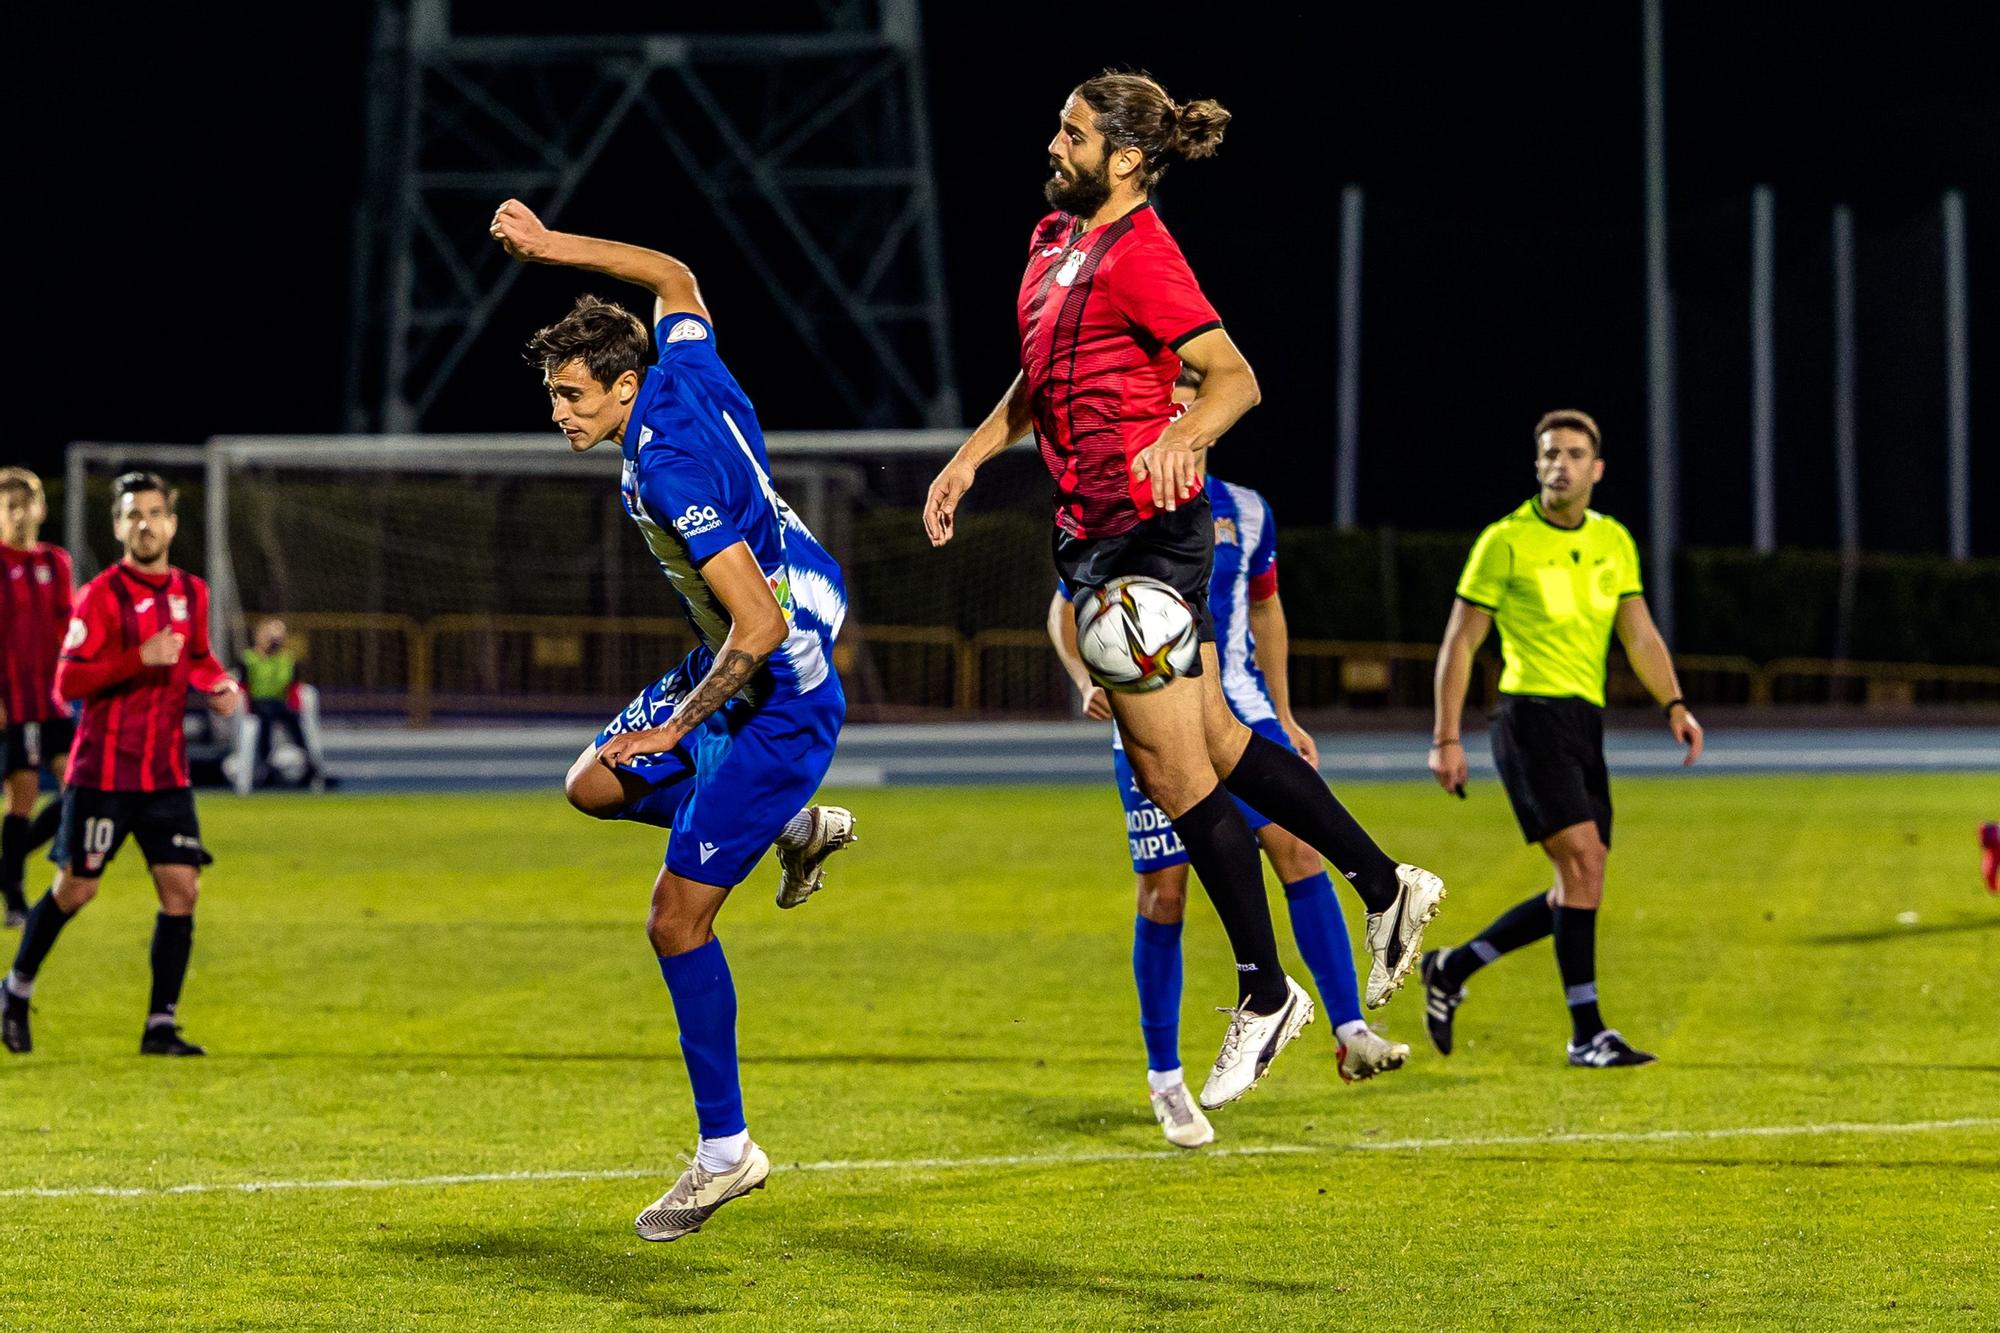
618, 313, 847, 705
1205, 477, 1279, 726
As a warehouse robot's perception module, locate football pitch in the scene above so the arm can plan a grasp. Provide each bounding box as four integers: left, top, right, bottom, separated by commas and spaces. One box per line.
1, 773, 1994, 1330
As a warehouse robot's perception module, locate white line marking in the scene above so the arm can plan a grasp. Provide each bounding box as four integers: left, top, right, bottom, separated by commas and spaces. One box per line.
6, 1117, 1996, 1202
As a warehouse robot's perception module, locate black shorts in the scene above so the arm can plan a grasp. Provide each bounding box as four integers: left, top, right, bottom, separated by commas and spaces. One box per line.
1053, 491, 1217, 649
3, 719, 74, 777
1489, 695, 1612, 849
51, 786, 211, 877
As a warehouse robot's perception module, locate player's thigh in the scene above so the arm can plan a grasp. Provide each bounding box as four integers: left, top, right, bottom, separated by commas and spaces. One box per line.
1114, 741, 1192, 880
1108, 678, 1214, 816
149, 863, 199, 914
4, 767, 37, 815
1195, 648, 1254, 773
645, 864, 733, 956
564, 740, 662, 817
668, 689, 842, 890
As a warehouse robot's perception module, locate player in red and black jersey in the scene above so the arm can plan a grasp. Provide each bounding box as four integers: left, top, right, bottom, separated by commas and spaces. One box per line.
926, 72, 1446, 1108
3, 473, 241, 1057
0, 469, 75, 926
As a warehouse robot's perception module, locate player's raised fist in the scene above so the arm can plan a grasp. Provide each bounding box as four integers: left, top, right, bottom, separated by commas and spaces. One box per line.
140, 628, 185, 667
490, 198, 551, 262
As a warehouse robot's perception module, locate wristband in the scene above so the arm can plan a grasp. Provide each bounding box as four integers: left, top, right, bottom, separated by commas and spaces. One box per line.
1662, 698, 1686, 719
1431, 738, 1462, 748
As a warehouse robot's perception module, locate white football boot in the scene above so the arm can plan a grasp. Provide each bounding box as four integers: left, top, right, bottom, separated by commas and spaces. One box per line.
775, 806, 857, 909
1149, 1081, 1216, 1148
1199, 976, 1314, 1109
1363, 864, 1448, 1009
1336, 1024, 1410, 1083
634, 1142, 771, 1242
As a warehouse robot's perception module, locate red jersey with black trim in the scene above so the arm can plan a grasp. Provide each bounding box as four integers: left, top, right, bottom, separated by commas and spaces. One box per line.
0, 543, 73, 725
1016, 201, 1223, 539
57, 562, 230, 792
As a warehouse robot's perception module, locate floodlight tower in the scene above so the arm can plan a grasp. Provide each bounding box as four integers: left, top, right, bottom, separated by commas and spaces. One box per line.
343, 0, 961, 433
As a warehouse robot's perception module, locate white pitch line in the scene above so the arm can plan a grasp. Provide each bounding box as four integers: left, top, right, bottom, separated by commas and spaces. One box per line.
6, 1117, 1997, 1202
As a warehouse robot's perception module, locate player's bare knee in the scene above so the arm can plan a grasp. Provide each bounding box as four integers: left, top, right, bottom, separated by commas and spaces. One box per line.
53, 873, 97, 912
1135, 868, 1188, 923
1261, 829, 1323, 886
565, 757, 624, 819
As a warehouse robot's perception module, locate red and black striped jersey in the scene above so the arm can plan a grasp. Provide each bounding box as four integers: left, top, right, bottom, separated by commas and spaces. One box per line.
1016, 202, 1222, 540
0, 542, 73, 724
57, 562, 230, 791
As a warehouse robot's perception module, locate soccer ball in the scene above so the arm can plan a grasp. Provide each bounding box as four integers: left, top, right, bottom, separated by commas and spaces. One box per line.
1075, 576, 1200, 692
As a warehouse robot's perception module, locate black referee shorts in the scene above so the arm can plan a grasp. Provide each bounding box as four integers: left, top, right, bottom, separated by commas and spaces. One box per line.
1489, 694, 1612, 849
3, 718, 74, 777
51, 786, 211, 877
1053, 491, 1217, 650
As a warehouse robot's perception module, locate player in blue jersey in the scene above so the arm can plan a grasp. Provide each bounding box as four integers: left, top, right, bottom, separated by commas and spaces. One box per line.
492, 199, 856, 1243
1049, 452, 1408, 1147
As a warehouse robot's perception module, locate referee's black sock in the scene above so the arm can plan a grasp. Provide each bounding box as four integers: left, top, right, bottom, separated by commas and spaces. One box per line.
9, 890, 76, 989
1437, 891, 1555, 990
0, 815, 29, 912
1552, 906, 1605, 1044
148, 913, 195, 1026
1169, 784, 1288, 1013
1221, 731, 1400, 912
26, 799, 63, 854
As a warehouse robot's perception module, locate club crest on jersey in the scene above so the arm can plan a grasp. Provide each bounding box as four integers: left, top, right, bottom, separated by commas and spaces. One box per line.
1055, 251, 1086, 287
62, 618, 86, 651
665, 318, 708, 344
1214, 517, 1239, 546
34, 565, 50, 584
7, 566, 20, 580
169, 595, 189, 621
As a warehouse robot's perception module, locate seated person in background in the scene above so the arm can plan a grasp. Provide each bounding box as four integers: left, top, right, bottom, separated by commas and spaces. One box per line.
240, 619, 321, 788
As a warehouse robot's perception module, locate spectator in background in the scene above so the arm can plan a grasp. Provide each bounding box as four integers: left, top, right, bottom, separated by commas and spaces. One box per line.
241, 619, 320, 788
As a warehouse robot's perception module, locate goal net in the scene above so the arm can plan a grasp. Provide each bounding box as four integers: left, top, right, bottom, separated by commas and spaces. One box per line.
69, 433, 1079, 724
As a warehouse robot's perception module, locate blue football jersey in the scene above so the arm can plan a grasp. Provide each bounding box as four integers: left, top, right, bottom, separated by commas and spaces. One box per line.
619, 312, 847, 704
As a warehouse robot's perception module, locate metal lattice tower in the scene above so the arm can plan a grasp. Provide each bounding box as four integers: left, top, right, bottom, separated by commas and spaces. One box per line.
344, 0, 960, 433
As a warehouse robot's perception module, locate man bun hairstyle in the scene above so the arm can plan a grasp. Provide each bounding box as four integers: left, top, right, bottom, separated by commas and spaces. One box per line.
111, 469, 177, 516
526, 293, 650, 389
0, 467, 43, 504
1534, 408, 1603, 456
1073, 70, 1231, 192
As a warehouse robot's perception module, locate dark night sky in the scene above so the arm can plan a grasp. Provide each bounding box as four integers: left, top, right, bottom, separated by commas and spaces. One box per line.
5, 2, 1997, 554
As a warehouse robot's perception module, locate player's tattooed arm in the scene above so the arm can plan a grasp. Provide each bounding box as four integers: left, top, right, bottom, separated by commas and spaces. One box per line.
595, 543, 788, 767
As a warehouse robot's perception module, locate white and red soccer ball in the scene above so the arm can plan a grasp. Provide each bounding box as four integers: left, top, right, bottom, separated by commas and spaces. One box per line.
1076, 576, 1200, 692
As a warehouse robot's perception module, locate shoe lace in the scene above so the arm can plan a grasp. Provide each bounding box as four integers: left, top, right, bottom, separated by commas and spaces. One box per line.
1212, 1001, 1253, 1067
1154, 1084, 1195, 1126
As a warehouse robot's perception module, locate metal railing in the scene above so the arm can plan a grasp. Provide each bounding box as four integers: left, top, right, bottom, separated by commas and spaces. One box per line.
248, 613, 2000, 724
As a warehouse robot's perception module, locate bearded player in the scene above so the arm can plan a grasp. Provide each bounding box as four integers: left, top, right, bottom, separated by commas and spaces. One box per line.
492, 199, 855, 1243
3, 472, 241, 1057
0, 468, 74, 927
928, 71, 1444, 1109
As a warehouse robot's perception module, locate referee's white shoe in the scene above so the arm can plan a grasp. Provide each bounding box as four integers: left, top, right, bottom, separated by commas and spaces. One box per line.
1200, 976, 1314, 1109
1363, 864, 1447, 1009
775, 805, 857, 909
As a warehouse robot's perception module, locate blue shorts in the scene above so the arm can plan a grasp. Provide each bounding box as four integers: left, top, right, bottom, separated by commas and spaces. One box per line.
596, 650, 846, 888
1113, 715, 1292, 874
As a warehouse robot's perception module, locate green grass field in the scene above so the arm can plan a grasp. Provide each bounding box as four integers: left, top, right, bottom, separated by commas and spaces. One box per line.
1, 774, 1995, 1329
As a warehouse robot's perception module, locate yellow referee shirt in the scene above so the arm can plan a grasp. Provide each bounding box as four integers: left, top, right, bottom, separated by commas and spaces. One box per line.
1454, 498, 1644, 708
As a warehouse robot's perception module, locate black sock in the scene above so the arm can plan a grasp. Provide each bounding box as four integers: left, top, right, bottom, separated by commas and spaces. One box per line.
1221, 731, 1399, 912
148, 913, 195, 1023
26, 799, 62, 854
1438, 892, 1556, 989
11, 890, 76, 984
1552, 906, 1604, 1044
0, 815, 28, 911
1170, 784, 1288, 1013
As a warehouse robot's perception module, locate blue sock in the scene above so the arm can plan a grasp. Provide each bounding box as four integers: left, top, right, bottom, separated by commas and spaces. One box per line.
1132, 915, 1184, 1073
657, 937, 746, 1138
1283, 871, 1364, 1028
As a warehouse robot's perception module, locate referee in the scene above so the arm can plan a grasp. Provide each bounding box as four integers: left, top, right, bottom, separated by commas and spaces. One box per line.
1420, 409, 1702, 1068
